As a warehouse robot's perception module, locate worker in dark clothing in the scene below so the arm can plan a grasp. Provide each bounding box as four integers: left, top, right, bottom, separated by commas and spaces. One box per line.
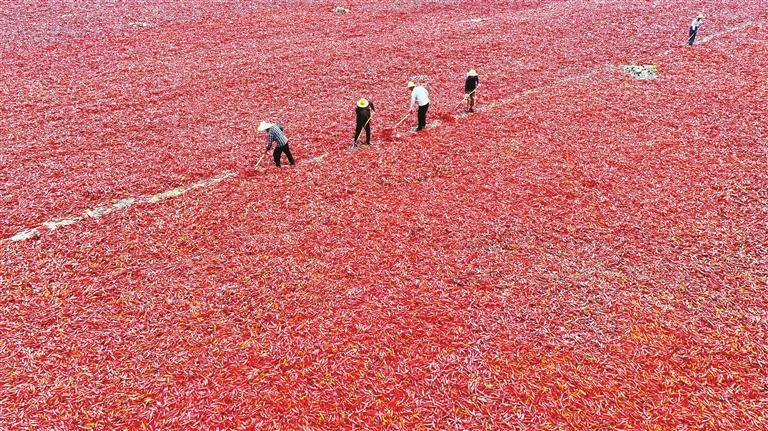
258, 121, 295, 167
688, 13, 705, 46
353, 98, 376, 148
464, 69, 479, 113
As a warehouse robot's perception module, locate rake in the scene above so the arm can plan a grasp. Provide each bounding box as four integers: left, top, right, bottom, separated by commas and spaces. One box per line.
381, 112, 411, 141
254, 149, 268, 170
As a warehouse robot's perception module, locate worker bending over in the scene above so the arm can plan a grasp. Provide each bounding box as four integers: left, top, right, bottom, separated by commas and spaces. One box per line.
258, 121, 295, 167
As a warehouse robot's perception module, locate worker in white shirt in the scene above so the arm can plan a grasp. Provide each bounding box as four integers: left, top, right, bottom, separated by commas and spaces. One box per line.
688, 13, 705, 46
407, 81, 430, 132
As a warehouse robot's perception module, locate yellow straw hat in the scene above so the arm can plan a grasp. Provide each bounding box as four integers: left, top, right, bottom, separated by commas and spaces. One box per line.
257, 121, 273, 132
468, 69, 478, 76
407, 81, 416, 88
357, 98, 369, 108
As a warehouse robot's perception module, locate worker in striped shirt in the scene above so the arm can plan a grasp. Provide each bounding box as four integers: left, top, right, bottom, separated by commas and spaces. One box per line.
258, 121, 295, 167
688, 13, 705, 46
408, 81, 430, 132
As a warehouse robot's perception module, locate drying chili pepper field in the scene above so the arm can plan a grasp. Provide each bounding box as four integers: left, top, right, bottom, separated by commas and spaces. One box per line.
1, 0, 767, 429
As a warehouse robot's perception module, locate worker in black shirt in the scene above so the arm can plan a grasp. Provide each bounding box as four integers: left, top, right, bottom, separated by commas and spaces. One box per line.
464, 69, 479, 113
353, 98, 375, 148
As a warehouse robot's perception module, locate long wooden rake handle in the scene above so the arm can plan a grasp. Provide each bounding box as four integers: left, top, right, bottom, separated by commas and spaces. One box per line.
254, 149, 268, 169
393, 112, 410, 130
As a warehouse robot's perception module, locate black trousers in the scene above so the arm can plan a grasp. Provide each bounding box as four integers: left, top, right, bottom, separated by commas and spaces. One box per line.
417, 103, 429, 131
354, 118, 371, 145
688, 28, 698, 45
273, 144, 295, 167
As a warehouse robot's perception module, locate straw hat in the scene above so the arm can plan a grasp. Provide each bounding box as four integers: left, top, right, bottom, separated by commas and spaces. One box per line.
697, 12, 705, 19
407, 81, 416, 89
257, 121, 273, 132
357, 98, 369, 108
468, 69, 478, 76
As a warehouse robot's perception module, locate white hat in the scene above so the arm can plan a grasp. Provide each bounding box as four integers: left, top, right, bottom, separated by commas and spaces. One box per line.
257, 121, 273, 132
468, 69, 478, 76
697, 12, 705, 19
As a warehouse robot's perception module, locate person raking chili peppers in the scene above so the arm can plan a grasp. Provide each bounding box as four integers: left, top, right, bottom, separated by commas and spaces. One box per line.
258, 121, 295, 167
688, 12, 705, 46
464, 68, 480, 113
352, 98, 376, 149
407, 80, 430, 132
